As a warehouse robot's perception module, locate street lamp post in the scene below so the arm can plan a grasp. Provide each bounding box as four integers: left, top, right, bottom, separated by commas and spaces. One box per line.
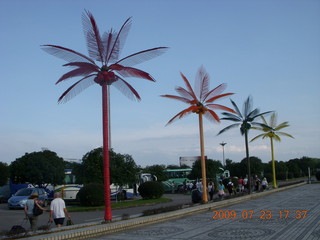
220, 142, 227, 166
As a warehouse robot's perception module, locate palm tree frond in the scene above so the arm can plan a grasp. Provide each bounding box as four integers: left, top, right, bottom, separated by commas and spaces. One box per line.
204, 83, 227, 102
204, 109, 220, 122
82, 10, 105, 63
175, 86, 196, 102
206, 104, 237, 114
160, 94, 192, 104
277, 132, 294, 139
221, 112, 242, 122
106, 17, 132, 64
250, 133, 267, 142
230, 99, 242, 117
58, 75, 96, 103
180, 72, 197, 101
217, 123, 241, 135
116, 47, 168, 67
166, 106, 198, 125
112, 75, 141, 101
243, 96, 253, 117
274, 122, 290, 131
41, 45, 95, 64
57, 62, 99, 84
109, 64, 155, 81
206, 92, 234, 103
195, 66, 210, 101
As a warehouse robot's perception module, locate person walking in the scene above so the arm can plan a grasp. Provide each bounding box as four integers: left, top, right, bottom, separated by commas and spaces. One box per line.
208, 180, 215, 201
24, 192, 46, 231
49, 192, 71, 227
218, 181, 225, 200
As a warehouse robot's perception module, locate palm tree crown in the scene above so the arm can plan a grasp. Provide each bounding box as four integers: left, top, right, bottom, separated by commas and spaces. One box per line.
250, 112, 294, 142
218, 96, 272, 136
42, 10, 167, 103
161, 66, 235, 124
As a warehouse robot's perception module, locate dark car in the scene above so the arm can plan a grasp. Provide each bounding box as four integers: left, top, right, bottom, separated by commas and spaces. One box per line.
0, 185, 10, 203
8, 188, 48, 209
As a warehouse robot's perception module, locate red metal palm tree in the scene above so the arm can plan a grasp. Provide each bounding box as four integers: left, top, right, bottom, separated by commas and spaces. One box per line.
161, 66, 235, 202
42, 10, 167, 221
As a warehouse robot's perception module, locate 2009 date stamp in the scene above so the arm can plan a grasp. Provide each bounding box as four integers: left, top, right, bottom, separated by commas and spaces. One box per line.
211, 210, 308, 220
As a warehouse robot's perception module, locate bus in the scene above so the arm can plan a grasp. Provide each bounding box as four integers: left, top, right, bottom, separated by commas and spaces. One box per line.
162, 168, 193, 192
49, 169, 83, 201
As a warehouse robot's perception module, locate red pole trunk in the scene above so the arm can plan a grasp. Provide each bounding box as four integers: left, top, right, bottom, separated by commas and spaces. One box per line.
102, 83, 112, 221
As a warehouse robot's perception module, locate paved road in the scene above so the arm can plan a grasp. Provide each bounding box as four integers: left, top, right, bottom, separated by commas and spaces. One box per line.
85, 183, 320, 240
0, 193, 193, 232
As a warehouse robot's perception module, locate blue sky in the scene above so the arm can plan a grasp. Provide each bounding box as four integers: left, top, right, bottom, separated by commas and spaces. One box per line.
1, 0, 319, 167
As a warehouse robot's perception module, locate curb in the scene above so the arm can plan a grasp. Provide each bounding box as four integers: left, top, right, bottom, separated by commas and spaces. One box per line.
22, 182, 306, 240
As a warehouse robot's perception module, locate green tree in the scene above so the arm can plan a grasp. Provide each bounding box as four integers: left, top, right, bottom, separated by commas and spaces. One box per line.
240, 156, 264, 177
0, 162, 10, 186
251, 112, 294, 188
190, 159, 223, 180
218, 96, 272, 193
225, 159, 242, 178
286, 159, 302, 178
76, 148, 139, 186
161, 66, 235, 202
10, 150, 65, 187
143, 164, 167, 182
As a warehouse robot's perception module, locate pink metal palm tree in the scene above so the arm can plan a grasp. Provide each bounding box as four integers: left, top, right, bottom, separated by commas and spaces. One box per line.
42, 11, 167, 221
161, 66, 235, 202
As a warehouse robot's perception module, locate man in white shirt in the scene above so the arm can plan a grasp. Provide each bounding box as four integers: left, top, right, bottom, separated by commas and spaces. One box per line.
49, 192, 71, 227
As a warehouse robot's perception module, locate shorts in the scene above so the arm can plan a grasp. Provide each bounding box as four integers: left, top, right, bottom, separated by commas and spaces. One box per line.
54, 218, 65, 226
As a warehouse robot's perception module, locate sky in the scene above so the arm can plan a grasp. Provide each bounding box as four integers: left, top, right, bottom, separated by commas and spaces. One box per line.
0, 0, 319, 167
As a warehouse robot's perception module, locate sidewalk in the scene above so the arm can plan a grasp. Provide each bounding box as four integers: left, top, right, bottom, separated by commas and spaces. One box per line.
18, 181, 313, 240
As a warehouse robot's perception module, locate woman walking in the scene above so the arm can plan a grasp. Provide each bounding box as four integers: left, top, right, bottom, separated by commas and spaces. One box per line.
24, 192, 46, 231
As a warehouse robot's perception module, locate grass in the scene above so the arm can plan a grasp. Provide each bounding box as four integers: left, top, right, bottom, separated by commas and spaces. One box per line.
67, 197, 172, 212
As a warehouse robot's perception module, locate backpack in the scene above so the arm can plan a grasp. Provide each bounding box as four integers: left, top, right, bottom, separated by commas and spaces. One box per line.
33, 202, 43, 216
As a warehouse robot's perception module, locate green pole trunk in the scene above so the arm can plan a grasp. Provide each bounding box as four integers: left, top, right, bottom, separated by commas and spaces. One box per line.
271, 138, 277, 188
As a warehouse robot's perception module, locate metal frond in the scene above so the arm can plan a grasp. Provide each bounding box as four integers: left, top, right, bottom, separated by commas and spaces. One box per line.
230, 99, 242, 118
112, 75, 141, 101
58, 75, 96, 103
41, 45, 95, 64
217, 123, 241, 135
204, 83, 227, 102
82, 10, 105, 63
109, 64, 155, 81
116, 47, 168, 67
57, 62, 99, 84
106, 17, 132, 64
175, 86, 196, 102
161, 94, 193, 104
194, 66, 210, 102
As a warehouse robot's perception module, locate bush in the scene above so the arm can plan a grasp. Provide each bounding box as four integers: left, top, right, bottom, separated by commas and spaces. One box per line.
316, 171, 320, 181
77, 183, 104, 206
138, 181, 164, 199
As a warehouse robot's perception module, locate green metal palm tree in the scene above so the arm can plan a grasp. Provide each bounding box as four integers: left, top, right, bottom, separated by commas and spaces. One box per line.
161, 66, 235, 202
250, 112, 294, 188
217, 96, 272, 194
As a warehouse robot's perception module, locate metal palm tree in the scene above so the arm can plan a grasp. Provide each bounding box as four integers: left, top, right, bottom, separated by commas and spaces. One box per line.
42, 10, 167, 221
161, 66, 235, 202
250, 112, 294, 188
217, 96, 272, 194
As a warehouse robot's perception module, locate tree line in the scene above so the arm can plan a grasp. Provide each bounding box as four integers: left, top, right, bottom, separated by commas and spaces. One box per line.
0, 149, 319, 188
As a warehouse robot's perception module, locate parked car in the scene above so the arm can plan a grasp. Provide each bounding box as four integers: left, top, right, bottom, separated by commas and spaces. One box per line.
0, 185, 10, 203
8, 188, 48, 209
